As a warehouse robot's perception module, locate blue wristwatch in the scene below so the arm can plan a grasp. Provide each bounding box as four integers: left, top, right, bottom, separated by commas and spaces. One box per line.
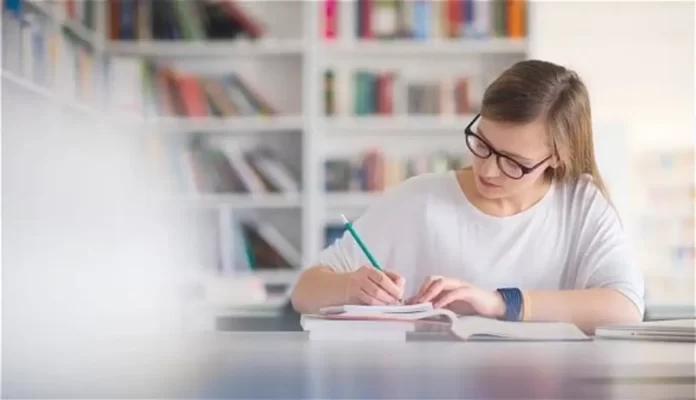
496, 288, 524, 321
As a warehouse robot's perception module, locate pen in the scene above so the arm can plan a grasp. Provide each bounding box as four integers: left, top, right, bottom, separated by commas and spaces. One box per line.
341, 214, 383, 271
341, 214, 404, 304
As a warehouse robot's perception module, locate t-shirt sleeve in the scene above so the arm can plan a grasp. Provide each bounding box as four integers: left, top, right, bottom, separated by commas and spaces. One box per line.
572, 184, 646, 317
310, 178, 420, 274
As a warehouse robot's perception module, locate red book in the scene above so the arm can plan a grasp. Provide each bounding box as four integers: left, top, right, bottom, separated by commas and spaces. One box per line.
456, 78, 470, 115
109, 0, 120, 40
361, 0, 373, 39
378, 73, 394, 115
448, 0, 461, 38
66, 0, 76, 20
177, 75, 208, 117
324, 0, 337, 39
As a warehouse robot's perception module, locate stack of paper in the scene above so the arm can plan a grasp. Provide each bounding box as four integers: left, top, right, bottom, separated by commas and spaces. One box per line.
301, 303, 436, 341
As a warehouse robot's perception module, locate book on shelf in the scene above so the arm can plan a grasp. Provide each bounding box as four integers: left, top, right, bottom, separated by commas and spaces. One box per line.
171, 135, 301, 196
325, 149, 466, 192
106, 0, 264, 41
324, 67, 477, 116
1, 1, 152, 114
217, 213, 302, 275
142, 62, 277, 118
2, 2, 107, 105
15, 0, 97, 30
67, 0, 96, 30
322, 0, 527, 41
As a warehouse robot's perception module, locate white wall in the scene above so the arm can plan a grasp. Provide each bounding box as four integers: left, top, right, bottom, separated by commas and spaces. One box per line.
528, 1, 694, 304
528, 1, 694, 152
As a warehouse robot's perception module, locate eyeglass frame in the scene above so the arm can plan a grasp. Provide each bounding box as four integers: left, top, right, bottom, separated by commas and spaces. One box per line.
464, 113, 553, 180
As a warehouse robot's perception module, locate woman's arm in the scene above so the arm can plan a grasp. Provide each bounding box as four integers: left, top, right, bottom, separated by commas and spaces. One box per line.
291, 265, 405, 314
291, 177, 423, 314
412, 278, 643, 334
522, 288, 643, 334
290, 266, 348, 314
536, 181, 646, 333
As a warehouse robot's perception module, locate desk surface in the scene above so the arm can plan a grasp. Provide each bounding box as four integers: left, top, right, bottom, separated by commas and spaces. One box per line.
4, 332, 695, 399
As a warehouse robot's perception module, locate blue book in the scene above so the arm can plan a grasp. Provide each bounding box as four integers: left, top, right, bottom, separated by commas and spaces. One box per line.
412, 0, 430, 40
5, 0, 21, 15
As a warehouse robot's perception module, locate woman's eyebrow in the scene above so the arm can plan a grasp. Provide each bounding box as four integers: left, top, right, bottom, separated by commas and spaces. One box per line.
477, 128, 534, 162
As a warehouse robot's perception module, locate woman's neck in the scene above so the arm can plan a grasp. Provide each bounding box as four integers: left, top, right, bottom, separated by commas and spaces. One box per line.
457, 168, 552, 218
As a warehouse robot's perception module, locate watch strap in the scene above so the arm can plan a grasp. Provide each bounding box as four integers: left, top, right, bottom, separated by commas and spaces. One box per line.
496, 288, 524, 321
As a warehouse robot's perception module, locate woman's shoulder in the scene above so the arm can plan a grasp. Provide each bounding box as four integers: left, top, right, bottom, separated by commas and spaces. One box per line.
554, 173, 608, 202
393, 171, 454, 192
364, 172, 456, 211
553, 173, 618, 223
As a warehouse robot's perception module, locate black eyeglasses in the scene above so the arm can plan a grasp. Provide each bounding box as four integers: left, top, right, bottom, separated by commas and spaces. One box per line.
464, 114, 552, 180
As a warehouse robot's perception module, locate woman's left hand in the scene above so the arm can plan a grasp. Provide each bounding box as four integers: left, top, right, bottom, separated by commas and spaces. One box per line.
406, 276, 506, 318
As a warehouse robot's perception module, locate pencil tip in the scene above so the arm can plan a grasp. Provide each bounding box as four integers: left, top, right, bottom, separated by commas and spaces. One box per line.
340, 214, 349, 224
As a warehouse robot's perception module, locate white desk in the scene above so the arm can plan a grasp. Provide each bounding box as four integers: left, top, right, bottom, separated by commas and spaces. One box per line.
4, 332, 694, 399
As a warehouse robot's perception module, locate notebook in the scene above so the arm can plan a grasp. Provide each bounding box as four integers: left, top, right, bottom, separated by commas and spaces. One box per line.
595, 319, 696, 342
302, 303, 589, 341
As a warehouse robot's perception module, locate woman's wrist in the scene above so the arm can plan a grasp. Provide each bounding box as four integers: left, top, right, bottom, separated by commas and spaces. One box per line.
521, 290, 531, 321
493, 290, 507, 319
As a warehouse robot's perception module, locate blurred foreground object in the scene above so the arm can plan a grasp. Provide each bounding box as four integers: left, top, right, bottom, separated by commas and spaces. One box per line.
2, 63, 204, 397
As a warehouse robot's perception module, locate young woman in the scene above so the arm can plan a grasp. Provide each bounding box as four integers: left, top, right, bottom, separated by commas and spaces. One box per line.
291, 60, 645, 333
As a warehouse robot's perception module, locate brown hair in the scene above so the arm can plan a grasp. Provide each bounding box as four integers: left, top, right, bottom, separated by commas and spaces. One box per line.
480, 59, 611, 202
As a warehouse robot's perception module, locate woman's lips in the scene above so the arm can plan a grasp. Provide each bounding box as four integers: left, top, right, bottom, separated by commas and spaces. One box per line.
478, 176, 501, 188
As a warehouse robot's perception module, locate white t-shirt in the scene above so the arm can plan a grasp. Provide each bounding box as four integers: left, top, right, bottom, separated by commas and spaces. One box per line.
314, 170, 645, 316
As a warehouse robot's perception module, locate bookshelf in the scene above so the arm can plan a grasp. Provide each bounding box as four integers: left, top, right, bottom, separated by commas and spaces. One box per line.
2, 0, 531, 312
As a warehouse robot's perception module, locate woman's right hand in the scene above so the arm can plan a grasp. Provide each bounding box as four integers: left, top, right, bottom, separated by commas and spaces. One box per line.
345, 266, 405, 306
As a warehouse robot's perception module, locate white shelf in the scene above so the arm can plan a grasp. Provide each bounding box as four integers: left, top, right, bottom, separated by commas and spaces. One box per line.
237, 269, 301, 285
325, 192, 382, 210
145, 116, 304, 134
2, 70, 102, 117
107, 39, 306, 58
182, 194, 303, 209
320, 38, 528, 57
323, 115, 476, 134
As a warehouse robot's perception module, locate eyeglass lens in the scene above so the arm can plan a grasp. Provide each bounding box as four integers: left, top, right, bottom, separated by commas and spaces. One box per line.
465, 134, 525, 179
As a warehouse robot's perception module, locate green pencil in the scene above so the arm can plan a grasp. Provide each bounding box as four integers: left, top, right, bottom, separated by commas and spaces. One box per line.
341, 214, 383, 271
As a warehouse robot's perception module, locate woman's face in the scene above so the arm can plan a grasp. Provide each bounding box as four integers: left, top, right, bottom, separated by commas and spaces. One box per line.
467, 116, 554, 200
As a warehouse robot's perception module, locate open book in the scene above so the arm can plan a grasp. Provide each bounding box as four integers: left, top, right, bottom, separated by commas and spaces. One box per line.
302, 303, 589, 341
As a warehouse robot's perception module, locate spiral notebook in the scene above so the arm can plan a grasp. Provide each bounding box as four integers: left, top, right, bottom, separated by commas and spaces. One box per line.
302, 303, 589, 341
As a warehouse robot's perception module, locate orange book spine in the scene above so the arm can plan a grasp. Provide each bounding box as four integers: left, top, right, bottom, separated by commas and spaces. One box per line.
506, 0, 525, 38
